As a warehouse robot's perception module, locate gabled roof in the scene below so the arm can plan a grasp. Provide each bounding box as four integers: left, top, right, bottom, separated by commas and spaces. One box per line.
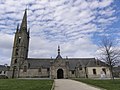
26, 58, 107, 70
55, 54, 62, 60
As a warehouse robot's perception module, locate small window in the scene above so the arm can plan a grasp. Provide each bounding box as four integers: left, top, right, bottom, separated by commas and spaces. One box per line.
79, 67, 82, 70
4, 71, 6, 74
47, 68, 50, 72
93, 69, 97, 75
14, 59, 17, 64
71, 71, 74, 74
23, 66, 27, 72
0, 71, 2, 74
38, 68, 41, 72
102, 68, 106, 74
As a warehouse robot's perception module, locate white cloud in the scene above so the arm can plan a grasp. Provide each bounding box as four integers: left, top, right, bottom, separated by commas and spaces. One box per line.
0, 0, 119, 65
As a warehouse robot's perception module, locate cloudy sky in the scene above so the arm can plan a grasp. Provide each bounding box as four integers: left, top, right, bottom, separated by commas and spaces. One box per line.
0, 0, 120, 65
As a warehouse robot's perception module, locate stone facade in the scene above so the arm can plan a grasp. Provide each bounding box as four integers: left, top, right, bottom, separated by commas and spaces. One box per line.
8, 10, 110, 79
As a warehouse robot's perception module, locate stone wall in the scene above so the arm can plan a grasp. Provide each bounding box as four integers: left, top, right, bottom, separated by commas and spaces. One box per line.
19, 68, 50, 78
87, 67, 110, 78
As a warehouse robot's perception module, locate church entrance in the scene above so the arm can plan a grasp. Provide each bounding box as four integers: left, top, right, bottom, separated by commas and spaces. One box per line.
57, 69, 64, 79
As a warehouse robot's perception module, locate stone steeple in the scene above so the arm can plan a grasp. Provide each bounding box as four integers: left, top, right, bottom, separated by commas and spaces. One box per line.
20, 9, 27, 32
10, 9, 29, 78
56, 45, 62, 59
58, 45, 60, 55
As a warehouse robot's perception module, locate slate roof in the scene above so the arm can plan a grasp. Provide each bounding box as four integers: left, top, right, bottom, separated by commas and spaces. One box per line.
27, 58, 52, 69
55, 54, 62, 60
27, 57, 107, 70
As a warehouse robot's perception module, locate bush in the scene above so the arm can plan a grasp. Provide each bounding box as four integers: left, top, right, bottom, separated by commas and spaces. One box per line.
0, 75, 8, 79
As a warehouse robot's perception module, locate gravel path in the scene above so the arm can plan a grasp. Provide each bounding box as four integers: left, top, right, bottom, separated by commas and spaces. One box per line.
54, 79, 101, 90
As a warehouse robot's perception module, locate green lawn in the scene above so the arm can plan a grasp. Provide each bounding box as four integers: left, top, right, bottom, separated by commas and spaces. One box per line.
74, 78, 120, 90
0, 79, 53, 90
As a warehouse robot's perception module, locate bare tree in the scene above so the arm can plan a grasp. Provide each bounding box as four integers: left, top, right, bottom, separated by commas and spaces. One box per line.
99, 37, 120, 80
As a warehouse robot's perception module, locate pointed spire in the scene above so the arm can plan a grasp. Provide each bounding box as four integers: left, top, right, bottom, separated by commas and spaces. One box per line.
56, 45, 62, 60
28, 28, 30, 37
58, 45, 60, 55
20, 9, 27, 32
16, 24, 19, 32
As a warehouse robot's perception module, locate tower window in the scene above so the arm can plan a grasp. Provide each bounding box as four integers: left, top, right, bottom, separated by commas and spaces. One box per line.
23, 66, 27, 72
18, 37, 21, 43
14, 59, 17, 64
93, 69, 97, 75
15, 49, 19, 55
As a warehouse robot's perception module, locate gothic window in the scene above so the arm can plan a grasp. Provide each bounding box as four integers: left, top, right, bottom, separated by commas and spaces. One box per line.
93, 69, 97, 75
71, 70, 74, 74
102, 68, 106, 74
0, 71, 2, 74
23, 66, 27, 72
14, 59, 17, 64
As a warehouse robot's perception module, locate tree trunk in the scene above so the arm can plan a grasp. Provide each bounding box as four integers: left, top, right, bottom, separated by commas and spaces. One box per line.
110, 66, 114, 80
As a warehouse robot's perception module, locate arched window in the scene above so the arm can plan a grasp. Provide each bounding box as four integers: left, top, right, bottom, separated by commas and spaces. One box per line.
14, 59, 17, 64
23, 66, 27, 72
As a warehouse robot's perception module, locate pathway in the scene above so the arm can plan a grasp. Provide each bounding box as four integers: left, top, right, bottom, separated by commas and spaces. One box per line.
54, 79, 102, 90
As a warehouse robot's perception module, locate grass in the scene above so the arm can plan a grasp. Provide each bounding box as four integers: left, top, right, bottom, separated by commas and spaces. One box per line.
74, 78, 120, 90
0, 79, 53, 90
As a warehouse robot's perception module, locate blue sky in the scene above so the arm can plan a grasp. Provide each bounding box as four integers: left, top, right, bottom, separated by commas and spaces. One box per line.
0, 0, 120, 65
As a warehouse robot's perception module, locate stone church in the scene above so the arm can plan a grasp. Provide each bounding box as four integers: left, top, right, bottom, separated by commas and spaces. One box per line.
9, 10, 110, 79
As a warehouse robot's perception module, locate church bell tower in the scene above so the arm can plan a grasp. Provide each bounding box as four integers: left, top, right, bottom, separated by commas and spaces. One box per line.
10, 9, 30, 78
